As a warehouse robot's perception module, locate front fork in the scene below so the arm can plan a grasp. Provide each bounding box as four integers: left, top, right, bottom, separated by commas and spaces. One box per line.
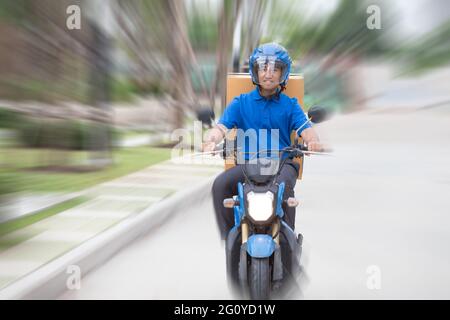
271, 219, 280, 245
241, 220, 249, 244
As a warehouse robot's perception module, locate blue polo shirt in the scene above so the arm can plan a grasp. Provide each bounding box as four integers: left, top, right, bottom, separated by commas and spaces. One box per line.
218, 88, 311, 161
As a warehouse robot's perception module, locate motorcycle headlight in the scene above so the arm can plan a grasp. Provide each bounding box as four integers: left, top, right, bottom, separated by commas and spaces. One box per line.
247, 191, 274, 222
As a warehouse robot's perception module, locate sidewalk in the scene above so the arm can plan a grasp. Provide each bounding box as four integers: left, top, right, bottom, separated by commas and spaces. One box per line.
0, 193, 82, 224
0, 156, 223, 292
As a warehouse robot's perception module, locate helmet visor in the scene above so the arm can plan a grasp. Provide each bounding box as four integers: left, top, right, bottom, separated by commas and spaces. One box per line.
252, 56, 288, 85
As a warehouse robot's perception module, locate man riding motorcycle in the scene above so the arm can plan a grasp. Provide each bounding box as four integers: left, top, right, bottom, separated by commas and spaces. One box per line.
203, 43, 324, 241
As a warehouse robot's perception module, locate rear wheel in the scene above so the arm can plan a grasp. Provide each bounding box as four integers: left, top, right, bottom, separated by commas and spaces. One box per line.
249, 257, 271, 300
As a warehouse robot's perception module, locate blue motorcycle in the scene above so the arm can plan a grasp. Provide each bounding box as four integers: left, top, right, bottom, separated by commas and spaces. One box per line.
223, 106, 328, 299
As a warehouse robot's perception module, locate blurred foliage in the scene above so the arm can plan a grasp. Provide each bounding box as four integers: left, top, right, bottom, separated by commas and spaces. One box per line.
16, 118, 118, 150
305, 0, 388, 57
302, 64, 347, 112
261, 0, 392, 61
0, 110, 118, 151
0, 170, 17, 196
400, 21, 450, 75
187, 5, 218, 51
110, 77, 166, 102
0, 78, 90, 104
0, 109, 22, 129
190, 62, 216, 93
0, 0, 448, 116
111, 78, 139, 102
0, 0, 91, 103
0, 0, 29, 25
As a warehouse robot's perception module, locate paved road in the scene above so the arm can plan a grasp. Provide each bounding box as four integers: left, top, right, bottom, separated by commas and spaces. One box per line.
59, 190, 232, 299
60, 108, 450, 299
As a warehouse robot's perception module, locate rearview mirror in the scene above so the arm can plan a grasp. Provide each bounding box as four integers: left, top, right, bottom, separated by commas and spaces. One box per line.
307, 105, 329, 124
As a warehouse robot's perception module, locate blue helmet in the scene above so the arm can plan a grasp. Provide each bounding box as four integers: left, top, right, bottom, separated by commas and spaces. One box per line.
249, 43, 292, 87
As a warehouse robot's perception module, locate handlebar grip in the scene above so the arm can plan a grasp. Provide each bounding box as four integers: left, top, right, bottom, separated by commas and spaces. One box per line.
215, 142, 224, 151
298, 144, 333, 153
297, 144, 308, 151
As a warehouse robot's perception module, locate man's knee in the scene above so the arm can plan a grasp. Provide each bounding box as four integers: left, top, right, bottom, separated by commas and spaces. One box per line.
212, 173, 226, 197
281, 182, 296, 230
212, 167, 242, 196
281, 205, 296, 231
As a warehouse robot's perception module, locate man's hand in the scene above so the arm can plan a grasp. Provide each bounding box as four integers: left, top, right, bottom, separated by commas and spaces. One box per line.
202, 125, 226, 154
307, 141, 324, 152
300, 127, 324, 156
202, 141, 217, 153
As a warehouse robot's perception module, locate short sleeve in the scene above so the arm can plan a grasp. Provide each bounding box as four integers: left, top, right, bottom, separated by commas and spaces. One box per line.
289, 97, 311, 135
218, 97, 241, 129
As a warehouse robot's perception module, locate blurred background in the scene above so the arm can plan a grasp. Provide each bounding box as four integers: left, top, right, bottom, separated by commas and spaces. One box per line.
0, 0, 450, 298
1, 0, 449, 197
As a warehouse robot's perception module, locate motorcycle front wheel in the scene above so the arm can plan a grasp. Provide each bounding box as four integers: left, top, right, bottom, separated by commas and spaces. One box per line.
248, 257, 271, 300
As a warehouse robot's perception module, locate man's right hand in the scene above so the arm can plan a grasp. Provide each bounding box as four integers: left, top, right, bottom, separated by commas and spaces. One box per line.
202, 141, 216, 153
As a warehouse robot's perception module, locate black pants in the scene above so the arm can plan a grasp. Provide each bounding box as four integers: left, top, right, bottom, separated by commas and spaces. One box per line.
212, 160, 299, 240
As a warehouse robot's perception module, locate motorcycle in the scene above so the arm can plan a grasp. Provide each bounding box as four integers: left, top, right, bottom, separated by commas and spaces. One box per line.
222, 105, 329, 300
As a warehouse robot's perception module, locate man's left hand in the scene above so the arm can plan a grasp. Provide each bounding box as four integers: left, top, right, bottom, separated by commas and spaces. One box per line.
307, 141, 324, 153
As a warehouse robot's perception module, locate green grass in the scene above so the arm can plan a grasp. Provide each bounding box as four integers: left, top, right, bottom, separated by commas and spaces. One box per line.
0, 147, 171, 193
0, 146, 170, 251
0, 196, 88, 239
121, 131, 152, 139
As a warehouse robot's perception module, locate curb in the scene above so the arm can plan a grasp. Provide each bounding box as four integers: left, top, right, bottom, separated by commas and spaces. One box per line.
0, 173, 219, 300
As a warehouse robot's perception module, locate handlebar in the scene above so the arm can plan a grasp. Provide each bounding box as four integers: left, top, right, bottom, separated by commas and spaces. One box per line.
234, 144, 332, 159
192, 143, 333, 159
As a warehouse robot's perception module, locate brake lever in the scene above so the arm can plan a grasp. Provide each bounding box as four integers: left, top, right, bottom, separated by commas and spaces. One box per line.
287, 144, 307, 158
298, 143, 333, 156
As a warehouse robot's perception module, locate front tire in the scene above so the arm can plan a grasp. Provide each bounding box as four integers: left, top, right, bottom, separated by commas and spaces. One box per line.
249, 257, 271, 300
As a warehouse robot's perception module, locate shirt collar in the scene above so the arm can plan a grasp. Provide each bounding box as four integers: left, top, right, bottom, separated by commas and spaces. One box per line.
251, 87, 281, 104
